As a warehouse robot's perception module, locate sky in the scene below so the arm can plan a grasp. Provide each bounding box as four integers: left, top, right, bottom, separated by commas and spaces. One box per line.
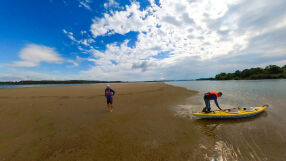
0, 0, 286, 81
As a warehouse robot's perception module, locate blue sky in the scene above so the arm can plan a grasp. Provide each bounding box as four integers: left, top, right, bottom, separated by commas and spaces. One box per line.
0, 0, 286, 81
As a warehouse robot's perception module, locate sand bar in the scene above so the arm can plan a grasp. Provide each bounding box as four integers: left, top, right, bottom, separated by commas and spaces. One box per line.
0, 83, 203, 161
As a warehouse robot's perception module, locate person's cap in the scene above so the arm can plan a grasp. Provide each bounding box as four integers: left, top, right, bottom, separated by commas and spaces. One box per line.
106, 84, 110, 87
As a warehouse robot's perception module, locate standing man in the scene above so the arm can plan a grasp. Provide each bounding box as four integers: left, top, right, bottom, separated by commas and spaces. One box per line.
105, 84, 115, 112
202, 91, 223, 113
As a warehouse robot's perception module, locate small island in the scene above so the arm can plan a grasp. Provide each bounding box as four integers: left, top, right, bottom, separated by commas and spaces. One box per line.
198, 65, 286, 80
0, 80, 122, 85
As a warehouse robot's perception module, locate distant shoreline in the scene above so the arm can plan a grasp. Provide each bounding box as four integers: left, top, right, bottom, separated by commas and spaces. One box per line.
197, 77, 286, 81
0, 80, 126, 89
198, 64, 286, 80
0, 80, 123, 85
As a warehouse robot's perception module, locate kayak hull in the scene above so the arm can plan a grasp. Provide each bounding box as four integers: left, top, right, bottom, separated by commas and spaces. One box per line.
193, 105, 268, 119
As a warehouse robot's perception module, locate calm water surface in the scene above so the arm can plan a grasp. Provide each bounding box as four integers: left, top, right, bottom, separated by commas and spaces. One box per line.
167, 80, 286, 161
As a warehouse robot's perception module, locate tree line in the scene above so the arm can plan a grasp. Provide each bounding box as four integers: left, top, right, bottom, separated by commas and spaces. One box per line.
0, 80, 122, 85
213, 65, 286, 80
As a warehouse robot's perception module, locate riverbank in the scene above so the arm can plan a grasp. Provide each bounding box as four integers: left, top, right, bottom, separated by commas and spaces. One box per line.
0, 83, 202, 161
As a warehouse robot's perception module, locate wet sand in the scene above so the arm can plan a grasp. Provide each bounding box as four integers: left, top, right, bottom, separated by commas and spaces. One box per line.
0, 83, 204, 161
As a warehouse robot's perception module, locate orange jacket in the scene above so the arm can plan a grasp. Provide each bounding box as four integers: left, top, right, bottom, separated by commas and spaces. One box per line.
206, 91, 219, 97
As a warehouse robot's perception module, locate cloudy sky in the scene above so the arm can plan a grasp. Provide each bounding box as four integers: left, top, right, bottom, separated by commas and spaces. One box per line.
0, 0, 286, 81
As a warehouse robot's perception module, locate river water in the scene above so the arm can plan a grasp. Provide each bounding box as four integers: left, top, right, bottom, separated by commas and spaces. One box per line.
167, 80, 286, 161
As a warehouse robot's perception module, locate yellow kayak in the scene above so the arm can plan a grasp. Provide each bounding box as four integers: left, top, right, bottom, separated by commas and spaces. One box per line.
193, 105, 268, 119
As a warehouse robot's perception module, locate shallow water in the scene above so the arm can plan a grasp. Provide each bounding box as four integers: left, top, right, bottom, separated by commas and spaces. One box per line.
167, 80, 286, 161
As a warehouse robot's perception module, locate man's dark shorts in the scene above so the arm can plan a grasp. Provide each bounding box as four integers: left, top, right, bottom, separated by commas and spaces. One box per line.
107, 98, 113, 104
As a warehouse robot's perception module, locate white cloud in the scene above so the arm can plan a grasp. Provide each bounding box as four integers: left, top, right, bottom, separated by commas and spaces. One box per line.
104, 0, 120, 9
85, 0, 248, 80
78, 0, 92, 10
68, 0, 286, 80
13, 44, 63, 67
67, 56, 89, 68
63, 29, 95, 48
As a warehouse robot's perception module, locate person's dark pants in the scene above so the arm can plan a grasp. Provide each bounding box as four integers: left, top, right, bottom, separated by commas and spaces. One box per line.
203, 96, 211, 112
107, 97, 113, 104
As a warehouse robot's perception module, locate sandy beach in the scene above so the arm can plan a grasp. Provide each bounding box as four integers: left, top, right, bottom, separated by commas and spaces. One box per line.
0, 83, 201, 161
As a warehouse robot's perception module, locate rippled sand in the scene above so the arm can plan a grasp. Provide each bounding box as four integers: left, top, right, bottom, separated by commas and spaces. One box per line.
0, 83, 206, 161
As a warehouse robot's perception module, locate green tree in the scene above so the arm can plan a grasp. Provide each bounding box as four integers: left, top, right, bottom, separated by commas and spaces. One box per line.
251, 67, 264, 75
215, 73, 227, 80
241, 69, 252, 78
264, 65, 282, 74
234, 70, 241, 76
282, 65, 286, 73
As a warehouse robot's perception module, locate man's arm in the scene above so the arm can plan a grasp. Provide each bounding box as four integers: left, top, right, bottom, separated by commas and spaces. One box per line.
212, 94, 220, 108
214, 97, 220, 108
111, 89, 115, 96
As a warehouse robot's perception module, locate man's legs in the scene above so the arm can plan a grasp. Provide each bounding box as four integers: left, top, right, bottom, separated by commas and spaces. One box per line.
106, 98, 111, 112
204, 97, 211, 112
110, 104, 113, 112
106, 97, 110, 111
106, 98, 113, 112
110, 98, 113, 112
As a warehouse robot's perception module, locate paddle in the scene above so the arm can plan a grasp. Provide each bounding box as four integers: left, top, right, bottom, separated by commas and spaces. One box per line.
217, 106, 238, 114
217, 106, 224, 111
216, 106, 233, 114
